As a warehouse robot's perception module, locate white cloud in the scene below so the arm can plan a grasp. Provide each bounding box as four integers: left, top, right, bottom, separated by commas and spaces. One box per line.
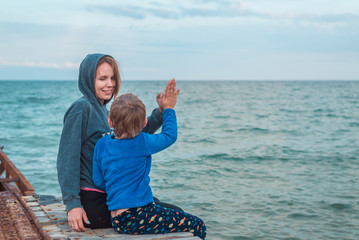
240, 1, 249, 10
79, 1, 359, 33
140, 68, 163, 73
0, 0, 358, 80
64, 62, 81, 69
0, 60, 80, 69
300, 21, 346, 32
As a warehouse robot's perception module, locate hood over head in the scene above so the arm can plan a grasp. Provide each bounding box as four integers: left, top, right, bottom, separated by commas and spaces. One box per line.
78, 53, 110, 104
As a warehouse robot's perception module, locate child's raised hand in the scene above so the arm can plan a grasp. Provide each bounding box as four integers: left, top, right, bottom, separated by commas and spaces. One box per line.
157, 78, 179, 112
161, 86, 180, 110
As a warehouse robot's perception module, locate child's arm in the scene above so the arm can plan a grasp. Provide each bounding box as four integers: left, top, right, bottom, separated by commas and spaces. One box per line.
144, 87, 180, 154
92, 141, 106, 191
141, 78, 177, 134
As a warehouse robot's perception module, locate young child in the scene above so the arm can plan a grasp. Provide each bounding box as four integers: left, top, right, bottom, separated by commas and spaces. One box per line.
92, 91, 206, 239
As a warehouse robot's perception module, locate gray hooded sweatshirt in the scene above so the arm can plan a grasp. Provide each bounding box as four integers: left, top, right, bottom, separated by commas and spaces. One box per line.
57, 53, 162, 212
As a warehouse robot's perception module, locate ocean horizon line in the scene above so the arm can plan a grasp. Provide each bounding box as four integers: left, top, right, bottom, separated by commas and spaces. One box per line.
1, 79, 359, 82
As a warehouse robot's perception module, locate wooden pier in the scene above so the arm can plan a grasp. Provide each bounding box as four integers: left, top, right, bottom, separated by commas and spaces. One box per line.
0, 147, 200, 240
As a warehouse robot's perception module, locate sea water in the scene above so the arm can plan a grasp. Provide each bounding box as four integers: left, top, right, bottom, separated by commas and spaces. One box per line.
0, 80, 358, 240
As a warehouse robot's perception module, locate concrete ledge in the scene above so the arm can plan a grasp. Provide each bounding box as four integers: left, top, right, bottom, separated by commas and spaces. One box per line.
22, 196, 200, 240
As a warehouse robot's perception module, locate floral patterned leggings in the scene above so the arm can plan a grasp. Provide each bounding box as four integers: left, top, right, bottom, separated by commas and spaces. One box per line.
111, 202, 206, 239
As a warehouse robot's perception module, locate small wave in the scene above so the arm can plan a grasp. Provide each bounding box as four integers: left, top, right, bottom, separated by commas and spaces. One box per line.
0, 137, 13, 143
273, 129, 301, 135
182, 99, 209, 105
281, 147, 307, 155
349, 122, 359, 127
224, 129, 234, 133
287, 213, 319, 219
333, 195, 358, 200
279, 108, 304, 113
200, 153, 245, 162
237, 127, 270, 134
314, 108, 334, 113
332, 129, 350, 135
24, 96, 54, 103
182, 138, 216, 144
255, 114, 268, 119
204, 153, 229, 159
202, 154, 293, 162
329, 203, 352, 210
218, 235, 255, 240
0, 100, 14, 105
246, 155, 291, 161
214, 115, 231, 119
21, 136, 58, 148
326, 113, 338, 118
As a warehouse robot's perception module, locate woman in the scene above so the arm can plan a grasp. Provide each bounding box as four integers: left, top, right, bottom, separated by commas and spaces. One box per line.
57, 53, 181, 232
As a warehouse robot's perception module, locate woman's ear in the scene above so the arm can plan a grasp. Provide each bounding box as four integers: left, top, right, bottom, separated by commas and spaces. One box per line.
108, 116, 113, 128
144, 118, 148, 127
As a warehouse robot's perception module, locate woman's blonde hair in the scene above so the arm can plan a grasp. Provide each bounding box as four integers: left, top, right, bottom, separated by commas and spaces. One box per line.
96, 55, 121, 98
109, 93, 146, 139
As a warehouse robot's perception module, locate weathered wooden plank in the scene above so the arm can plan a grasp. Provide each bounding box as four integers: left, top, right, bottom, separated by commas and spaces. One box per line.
36, 201, 199, 240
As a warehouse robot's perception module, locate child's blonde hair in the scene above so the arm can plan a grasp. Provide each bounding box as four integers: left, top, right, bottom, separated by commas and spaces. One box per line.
109, 93, 146, 139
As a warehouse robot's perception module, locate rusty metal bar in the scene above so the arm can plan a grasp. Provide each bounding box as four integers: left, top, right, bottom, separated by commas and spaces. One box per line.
0, 162, 4, 175
3, 182, 52, 240
0, 147, 52, 240
1, 190, 39, 239
0, 177, 20, 183
0, 146, 35, 196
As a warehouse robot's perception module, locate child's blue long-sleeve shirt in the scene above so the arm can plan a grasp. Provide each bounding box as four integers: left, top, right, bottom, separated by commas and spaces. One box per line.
92, 108, 177, 211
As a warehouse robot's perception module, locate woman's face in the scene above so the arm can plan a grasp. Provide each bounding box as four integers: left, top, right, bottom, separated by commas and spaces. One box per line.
95, 62, 116, 104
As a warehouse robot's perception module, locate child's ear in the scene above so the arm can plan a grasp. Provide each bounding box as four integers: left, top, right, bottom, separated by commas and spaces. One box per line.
144, 118, 148, 127
108, 116, 113, 128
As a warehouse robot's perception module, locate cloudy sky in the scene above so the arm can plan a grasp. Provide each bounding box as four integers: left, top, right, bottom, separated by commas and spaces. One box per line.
0, 0, 358, 80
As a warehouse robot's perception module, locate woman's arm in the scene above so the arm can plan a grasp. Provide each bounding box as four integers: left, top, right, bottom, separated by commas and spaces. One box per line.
142, 108, 163, 134
145, 85, 180, 154
57, 113, 84, 212
57, 110, 89, 232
